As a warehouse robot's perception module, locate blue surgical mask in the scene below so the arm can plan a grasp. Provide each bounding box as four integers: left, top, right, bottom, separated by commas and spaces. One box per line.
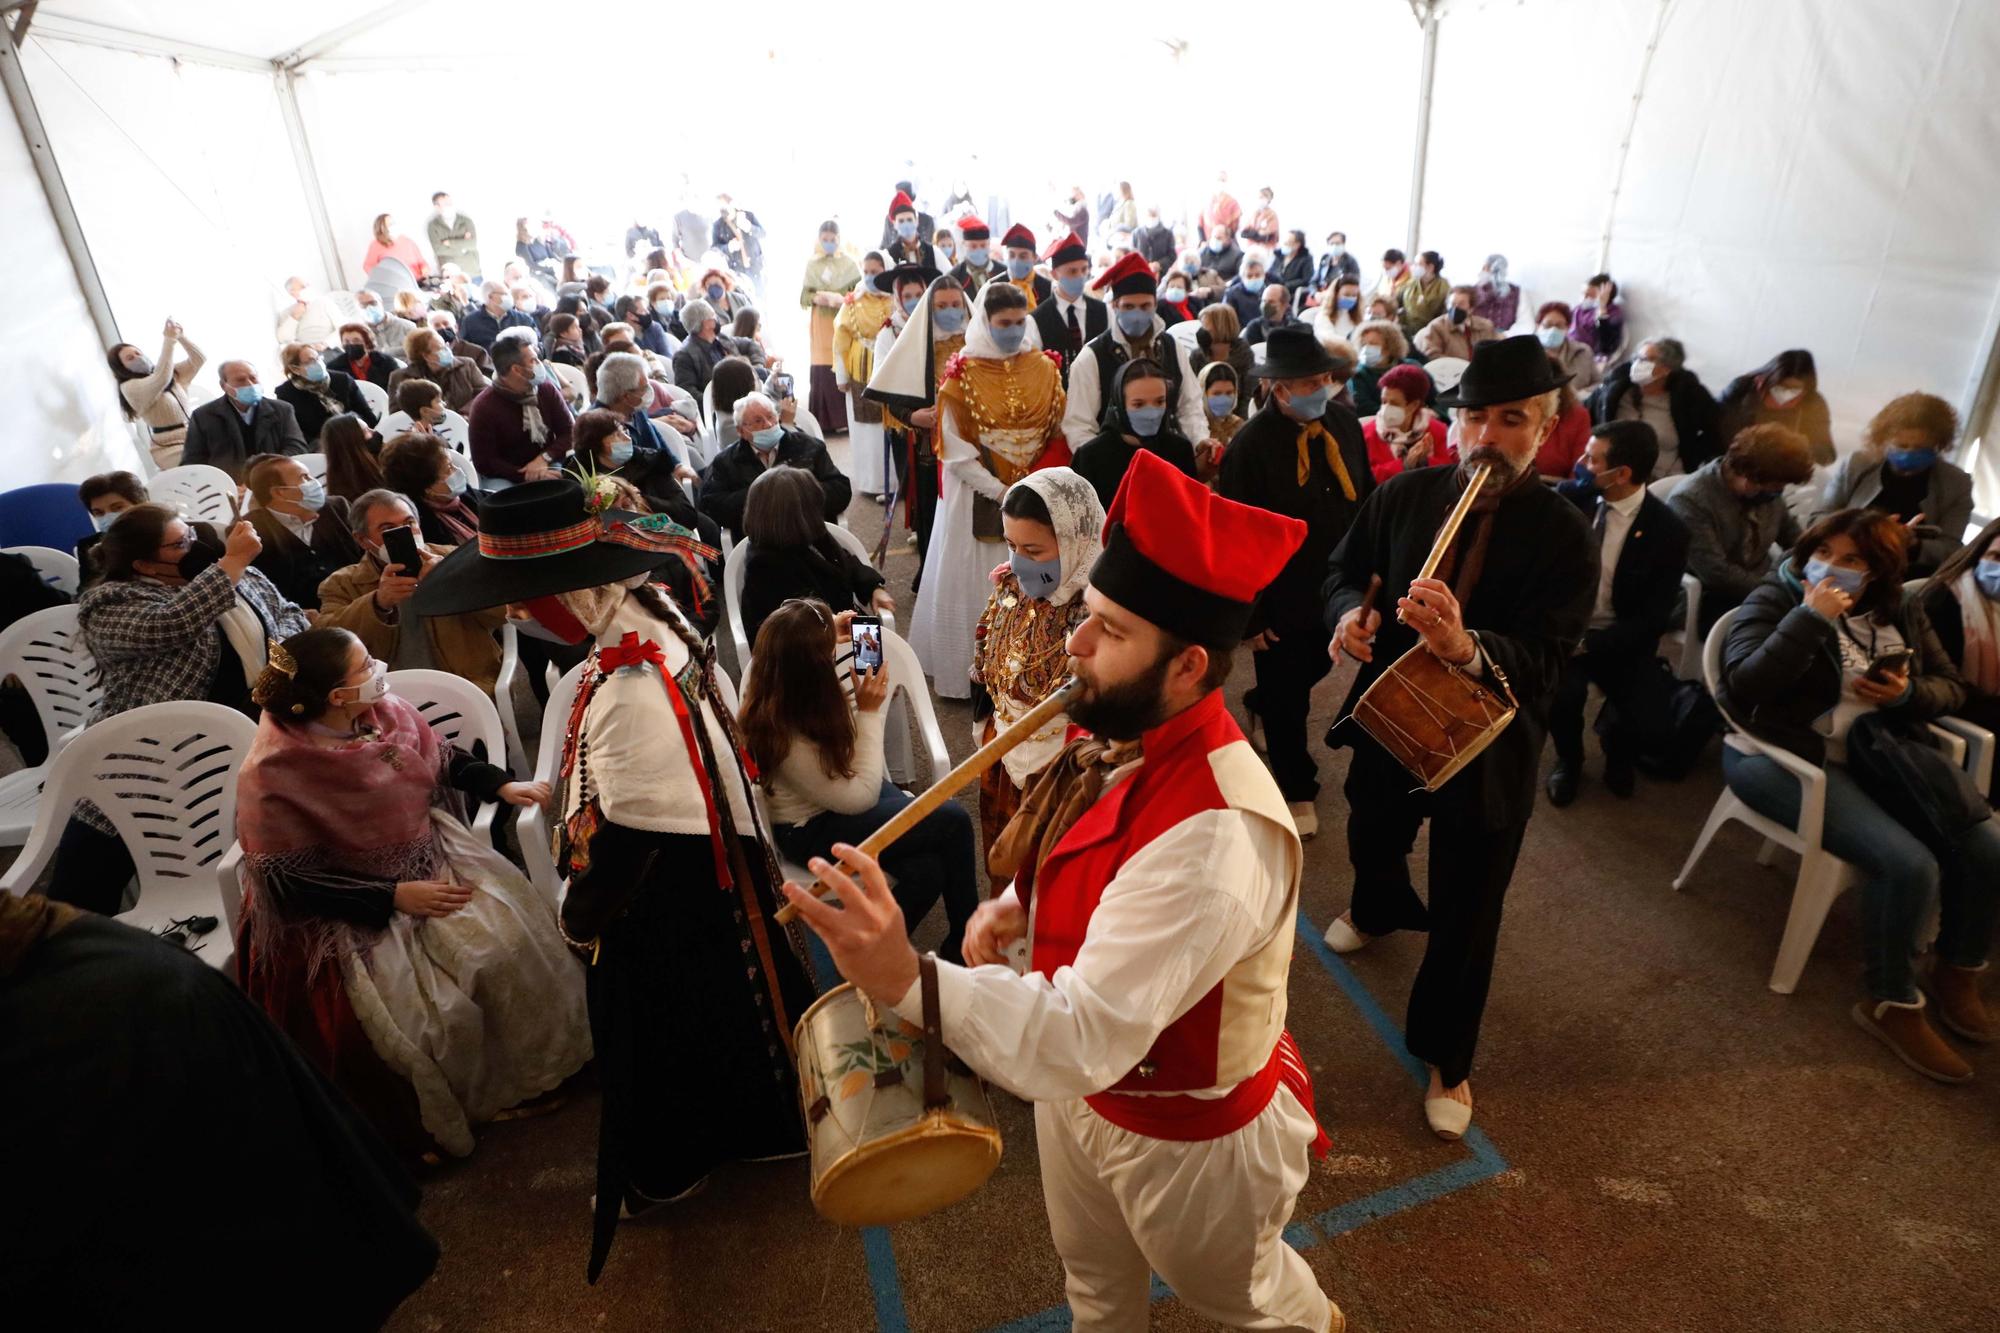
752, 425, 783, 449
706, 283, 726, 301
1057, 274, 1086, 300
1126, 405, 1167, 436
1163, 286, 1187, 303
1206, 392, 1237, 417
1537, 325, 1566, 350
292, 479, 327, 512
1886, 447, 1936, 474
1359, 344, 1384, 368
443, 470, 468, 497
1975, 562, 2000, 600
302, 360, 328, 384
533, 363, 551, 386
1181, 257, 1198, 274
1115, 307, 1153, 338
1242, 276, 1266, 294
1282, 385, 1331, 421
964, 246, 990, 269
895, 219, 917, 241
435, 347, 456, 369
821, 238, 838, 254
608, 438, 634, 466
1010, 551, 1063, 598
901, 295, 920, 315
233, 383, 262, 408
91, 510, 120, 533
932, 306, 967, 334
1337, 295, 1357, 311
1007, 257, 1035, 280
1802, 557, 1867, 598
990, 322, 1027, 355
363, 305, 385, 325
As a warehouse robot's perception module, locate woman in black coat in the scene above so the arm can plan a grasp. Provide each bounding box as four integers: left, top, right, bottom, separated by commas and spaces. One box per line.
1070, 356, 1199, 510
1716, 507, 1999, 1081
1586, 338, 1722, 475
738, 466, 886, 651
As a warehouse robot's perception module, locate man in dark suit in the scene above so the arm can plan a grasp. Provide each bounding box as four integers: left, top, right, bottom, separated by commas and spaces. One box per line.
182, 361, 309, 481
879, 181, 935, 251
946, 215, 1005, 297
698, 389, 851, 533
1547, 420, 1690, 804
241, 453, 361, 610
1030, 231, 1107, 388
1322, 336, 1597, 1140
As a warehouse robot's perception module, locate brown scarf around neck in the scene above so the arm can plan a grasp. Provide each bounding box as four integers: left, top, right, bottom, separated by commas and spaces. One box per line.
1430, 461, 1538, 606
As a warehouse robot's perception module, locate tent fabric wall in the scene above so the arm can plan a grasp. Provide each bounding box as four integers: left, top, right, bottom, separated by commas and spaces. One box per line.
0, 56, 138, 483
19, 36, 329, 392
1423, 0, 2000, 474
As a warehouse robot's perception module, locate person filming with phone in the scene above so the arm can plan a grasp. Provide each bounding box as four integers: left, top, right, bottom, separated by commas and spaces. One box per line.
315, 490, 507, 695
1717, 507, 2000, 1083
739, 598, 978, 965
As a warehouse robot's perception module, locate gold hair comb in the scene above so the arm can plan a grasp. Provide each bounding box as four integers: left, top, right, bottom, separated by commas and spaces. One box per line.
268, 643, 299, 678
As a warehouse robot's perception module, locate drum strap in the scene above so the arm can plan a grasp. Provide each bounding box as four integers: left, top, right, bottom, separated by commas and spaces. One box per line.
920, 953, 948, 1111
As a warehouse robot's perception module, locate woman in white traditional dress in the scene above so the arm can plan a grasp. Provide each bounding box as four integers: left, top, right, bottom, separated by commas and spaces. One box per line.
235, 626, 591, 1163
901, 279, 1067, 697
833, 251, 896, 498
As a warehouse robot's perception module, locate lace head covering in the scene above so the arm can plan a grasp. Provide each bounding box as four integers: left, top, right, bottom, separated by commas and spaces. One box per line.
1008, 465, 1104, 607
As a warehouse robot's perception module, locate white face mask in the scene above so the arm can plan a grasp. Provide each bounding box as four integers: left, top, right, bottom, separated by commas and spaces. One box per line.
1769, 384, 1804, 406
1377, 403, 1408, 429
1631, 358, 1658, 384
335, 658, 390, 707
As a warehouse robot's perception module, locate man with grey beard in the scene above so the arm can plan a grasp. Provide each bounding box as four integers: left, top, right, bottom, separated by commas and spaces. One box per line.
1319, 334, 1598, 1142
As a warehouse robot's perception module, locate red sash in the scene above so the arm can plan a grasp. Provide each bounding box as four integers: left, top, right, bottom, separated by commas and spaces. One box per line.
1086, 1030, 1330, 1157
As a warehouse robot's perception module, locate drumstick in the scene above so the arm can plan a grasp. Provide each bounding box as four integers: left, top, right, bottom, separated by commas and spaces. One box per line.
1397, 463, 1490, 623
774, 679, 1082, 925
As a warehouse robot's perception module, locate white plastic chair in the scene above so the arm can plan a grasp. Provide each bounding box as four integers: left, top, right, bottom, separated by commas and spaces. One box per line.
378, 411, 471, 455
1673, 609, 1866, 993
515, 660, 588, 908
2, 545, 80, 596
294, 453, 328, 484
0, 605, 101, 843
549, 362, 589, 413
722, 536, 753, 676
386, 669, 507, 837
494, 621, 562, 776
150, 464, 239, 527
0, 701, 257, 973
354, 378, 391, 420
447, 451, 481, 494
879, 627, 951, 784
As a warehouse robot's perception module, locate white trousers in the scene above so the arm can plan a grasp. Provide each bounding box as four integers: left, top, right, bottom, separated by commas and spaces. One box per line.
847, 389, 887, 494
1035, 1087, 1333, 1333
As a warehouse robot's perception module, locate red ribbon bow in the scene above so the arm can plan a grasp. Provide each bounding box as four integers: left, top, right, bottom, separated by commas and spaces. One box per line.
598, 632, 664, 672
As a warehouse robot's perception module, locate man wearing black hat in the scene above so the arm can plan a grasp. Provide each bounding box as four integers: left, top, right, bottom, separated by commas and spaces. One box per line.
1321, 334, 1598, 1141
1060, 252, 1209, 453
1216, 326, 1375, 839
409, 479, 807, 1282
1030, 231, 1107, 388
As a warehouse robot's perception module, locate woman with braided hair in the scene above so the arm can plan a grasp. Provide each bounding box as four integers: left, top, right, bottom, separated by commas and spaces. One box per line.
408, 477, 814, 1283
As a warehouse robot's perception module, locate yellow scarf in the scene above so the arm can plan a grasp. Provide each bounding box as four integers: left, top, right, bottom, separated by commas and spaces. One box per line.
1295, 419, 1357, 497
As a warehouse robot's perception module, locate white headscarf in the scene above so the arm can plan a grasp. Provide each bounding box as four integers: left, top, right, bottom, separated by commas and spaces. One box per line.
963, 281, 1046, 361
867, 278, 950, 411
1007, 466, 1104, 608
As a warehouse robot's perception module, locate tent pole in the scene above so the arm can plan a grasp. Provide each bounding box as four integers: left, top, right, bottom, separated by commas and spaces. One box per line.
1963, 284, 2000, 523
1405, 1, 1439, 256
1, 18, 118, 347
275, 66, 347, 290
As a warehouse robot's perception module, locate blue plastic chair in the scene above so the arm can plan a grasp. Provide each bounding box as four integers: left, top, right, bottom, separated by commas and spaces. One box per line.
0, 484, 92, 554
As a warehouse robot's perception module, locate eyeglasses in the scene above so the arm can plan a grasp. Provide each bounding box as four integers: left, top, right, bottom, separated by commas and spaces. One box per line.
159, 534, 194, 555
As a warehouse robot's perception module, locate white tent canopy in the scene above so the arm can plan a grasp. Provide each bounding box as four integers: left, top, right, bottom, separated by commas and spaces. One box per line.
3, 0, 1996, 514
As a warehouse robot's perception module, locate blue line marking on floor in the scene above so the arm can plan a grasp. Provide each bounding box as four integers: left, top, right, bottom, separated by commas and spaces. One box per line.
861, 909, 1513, 1331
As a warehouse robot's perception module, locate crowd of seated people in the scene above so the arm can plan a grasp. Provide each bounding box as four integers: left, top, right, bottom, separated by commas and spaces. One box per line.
16, 182, 1995, 1329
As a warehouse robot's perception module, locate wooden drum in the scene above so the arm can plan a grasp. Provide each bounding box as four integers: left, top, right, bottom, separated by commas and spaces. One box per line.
1353, 644, 1518, 792
793, 960, 1002, 1227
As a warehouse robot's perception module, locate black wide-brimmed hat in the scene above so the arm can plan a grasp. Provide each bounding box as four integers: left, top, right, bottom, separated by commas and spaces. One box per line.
880, 261, 942, 294
1438, 333, 1571, 409
1255, 326, 1344, 380
408, 478, 684, 616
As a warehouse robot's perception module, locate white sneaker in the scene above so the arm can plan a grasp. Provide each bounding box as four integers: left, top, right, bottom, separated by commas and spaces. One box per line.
1288, 800, 1317, 840
1323, 911, 1373, 954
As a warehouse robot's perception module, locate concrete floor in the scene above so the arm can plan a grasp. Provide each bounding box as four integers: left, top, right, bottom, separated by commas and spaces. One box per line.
374, 438, 2000, 1333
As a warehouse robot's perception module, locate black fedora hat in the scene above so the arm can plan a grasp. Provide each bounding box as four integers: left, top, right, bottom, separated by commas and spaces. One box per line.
1254, 326, 1344, 380
408, 478, 685, 617
1438, 333, 1571, 409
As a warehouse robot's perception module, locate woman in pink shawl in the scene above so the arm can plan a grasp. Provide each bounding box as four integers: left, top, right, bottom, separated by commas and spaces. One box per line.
235, 627, 591, 1159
